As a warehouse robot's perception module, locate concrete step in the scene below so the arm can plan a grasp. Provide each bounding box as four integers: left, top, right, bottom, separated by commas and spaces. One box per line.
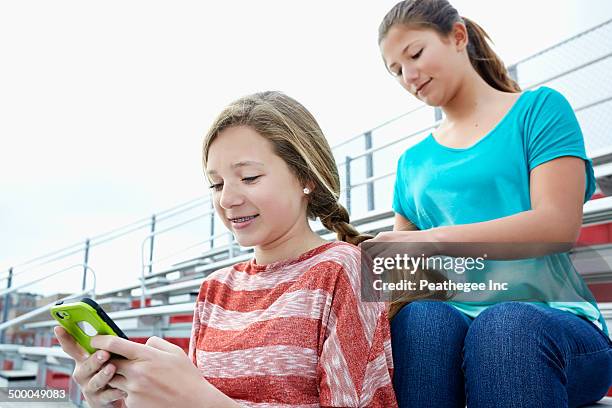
588, 396, 612, 406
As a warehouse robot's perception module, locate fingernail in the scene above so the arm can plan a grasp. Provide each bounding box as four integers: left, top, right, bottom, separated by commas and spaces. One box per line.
96, 351, 106, 361
104, 365, 113, 375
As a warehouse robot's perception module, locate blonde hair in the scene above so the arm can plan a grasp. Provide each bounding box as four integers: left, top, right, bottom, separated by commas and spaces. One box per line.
202, 91, 371, 246
379, 0, 521, 93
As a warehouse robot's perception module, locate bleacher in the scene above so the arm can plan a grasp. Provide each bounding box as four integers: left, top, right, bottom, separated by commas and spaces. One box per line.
1, 18, 612, 407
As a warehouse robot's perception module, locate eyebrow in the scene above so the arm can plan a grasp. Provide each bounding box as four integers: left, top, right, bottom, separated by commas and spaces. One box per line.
207, 160, 265, 175
387, 40, 418, 71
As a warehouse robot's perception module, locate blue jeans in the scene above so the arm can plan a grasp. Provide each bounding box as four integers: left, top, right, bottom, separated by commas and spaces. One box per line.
391, 301, 612, 408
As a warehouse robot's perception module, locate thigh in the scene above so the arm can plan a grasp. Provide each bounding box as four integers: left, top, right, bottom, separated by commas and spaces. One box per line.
464, 302, 612, 408
391, 300, 471, 408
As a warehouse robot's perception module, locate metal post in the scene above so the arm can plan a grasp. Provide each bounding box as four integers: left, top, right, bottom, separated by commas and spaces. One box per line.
345, 156, 352, 214
364, 132, 374, 212
81, 239, 90, 291
69, 375, 84, 407
0, 268, 13, 343
434, 107, 443, 122
508, 64, 518, 83
210, 200, 215, 249
228, 232, 235, 259
147, 214, 156, 275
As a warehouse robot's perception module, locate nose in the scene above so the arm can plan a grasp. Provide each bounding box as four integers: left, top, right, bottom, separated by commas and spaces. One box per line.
401, 65, 419, 90
218, 182, 244, 210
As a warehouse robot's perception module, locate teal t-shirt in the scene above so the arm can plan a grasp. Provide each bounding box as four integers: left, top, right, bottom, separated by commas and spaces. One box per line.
392, 86, 607, 333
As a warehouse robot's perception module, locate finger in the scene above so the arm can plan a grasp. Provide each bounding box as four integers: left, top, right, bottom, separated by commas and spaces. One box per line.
107, 372, 129, 391
145, 336, 181, 353
97, 386, 128, 405
87, 362, 116, 392
90, 335, 144, 360
109, 357, 131, 377
74, 350, 110, 385
54, 326, 90, 362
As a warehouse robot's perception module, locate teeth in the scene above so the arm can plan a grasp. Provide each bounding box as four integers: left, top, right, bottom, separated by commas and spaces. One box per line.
232, 216, 255, 223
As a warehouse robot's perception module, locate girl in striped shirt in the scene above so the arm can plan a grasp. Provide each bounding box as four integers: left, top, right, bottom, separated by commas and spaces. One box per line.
189, 91, 398, 407
56, 91, 398, 408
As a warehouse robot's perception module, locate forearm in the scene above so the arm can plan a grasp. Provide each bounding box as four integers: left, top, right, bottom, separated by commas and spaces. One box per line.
203, 394, 242, 408
201, 383, 242, 408
430, 208, 579, 259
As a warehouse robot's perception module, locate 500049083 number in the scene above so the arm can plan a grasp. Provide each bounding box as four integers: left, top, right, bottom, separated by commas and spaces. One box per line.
5, 388, 67, 401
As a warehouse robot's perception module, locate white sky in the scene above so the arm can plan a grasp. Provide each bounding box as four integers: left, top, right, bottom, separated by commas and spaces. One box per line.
2, 0, 612, 294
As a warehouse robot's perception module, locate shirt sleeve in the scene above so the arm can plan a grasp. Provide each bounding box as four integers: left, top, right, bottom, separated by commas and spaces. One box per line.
318, 262, 398, 408
525, 87, 596, 202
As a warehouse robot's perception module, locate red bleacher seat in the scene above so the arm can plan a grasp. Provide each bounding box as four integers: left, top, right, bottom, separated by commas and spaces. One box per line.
45, 370, 70, 390
169, 314, 193, 324
577, 222, 612, 246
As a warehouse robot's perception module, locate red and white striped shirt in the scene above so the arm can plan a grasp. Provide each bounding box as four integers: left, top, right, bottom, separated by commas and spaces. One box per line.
188, 241, 398, 407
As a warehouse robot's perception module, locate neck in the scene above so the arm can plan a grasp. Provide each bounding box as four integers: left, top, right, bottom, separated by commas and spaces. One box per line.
254, 223, 327, 265
440, 70, 500, 124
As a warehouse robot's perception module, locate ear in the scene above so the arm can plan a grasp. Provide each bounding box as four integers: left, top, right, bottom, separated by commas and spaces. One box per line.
451, 22, 469, 52
304, 180, 316, 194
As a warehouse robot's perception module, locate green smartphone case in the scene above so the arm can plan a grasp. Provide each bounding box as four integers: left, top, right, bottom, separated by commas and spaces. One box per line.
50, 297, 128, 355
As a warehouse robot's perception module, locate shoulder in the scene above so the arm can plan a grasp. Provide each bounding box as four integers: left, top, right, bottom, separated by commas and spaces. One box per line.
322, 243, 388, 329
315, 241, 361, 268
524, 86, 573, 112
315, 242, 372, 295
519, 87, 578, 135
529, 85, 565, 99
305, 241, 364, 284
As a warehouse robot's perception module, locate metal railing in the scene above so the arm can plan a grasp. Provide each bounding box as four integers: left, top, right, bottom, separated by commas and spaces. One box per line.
0, 265, 96, 341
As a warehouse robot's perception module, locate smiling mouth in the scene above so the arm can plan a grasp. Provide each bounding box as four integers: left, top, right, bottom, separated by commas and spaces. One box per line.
229, 215, 259, 223
417, 79, 432, 94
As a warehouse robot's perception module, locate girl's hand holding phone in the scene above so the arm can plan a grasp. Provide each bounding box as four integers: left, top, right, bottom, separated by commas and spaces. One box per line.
54, 325, 127, 408
87, 334, 240, 408
51, 298, 239, 407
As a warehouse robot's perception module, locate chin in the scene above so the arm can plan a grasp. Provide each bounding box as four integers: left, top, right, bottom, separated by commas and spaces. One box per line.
420, 99, 438, 108
232, 234, 257, 248
235, 229, 275, 248
421, 95, 443, 108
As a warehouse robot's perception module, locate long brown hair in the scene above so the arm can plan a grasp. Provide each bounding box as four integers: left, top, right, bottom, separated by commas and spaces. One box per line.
202, 91, 371, 246
379, 0, 521, 93
387, 265, 454, 320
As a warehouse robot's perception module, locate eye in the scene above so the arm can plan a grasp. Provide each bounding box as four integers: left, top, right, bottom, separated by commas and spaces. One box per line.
209, 183, 223, 192
242, 175, 261, 183
411, 48, 423, 59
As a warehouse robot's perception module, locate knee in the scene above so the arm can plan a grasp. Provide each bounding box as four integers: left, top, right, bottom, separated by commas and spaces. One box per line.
391, 300, 469, 346
464, 302, 554, 355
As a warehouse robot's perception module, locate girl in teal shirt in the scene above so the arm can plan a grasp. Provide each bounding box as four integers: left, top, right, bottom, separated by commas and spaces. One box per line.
374, 0, 612, 406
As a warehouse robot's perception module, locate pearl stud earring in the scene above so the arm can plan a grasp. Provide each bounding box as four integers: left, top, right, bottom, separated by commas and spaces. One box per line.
303, 187, 311, 195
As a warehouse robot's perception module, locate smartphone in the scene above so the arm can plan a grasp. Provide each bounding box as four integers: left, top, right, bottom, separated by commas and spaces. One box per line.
51, 297, 129, 356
